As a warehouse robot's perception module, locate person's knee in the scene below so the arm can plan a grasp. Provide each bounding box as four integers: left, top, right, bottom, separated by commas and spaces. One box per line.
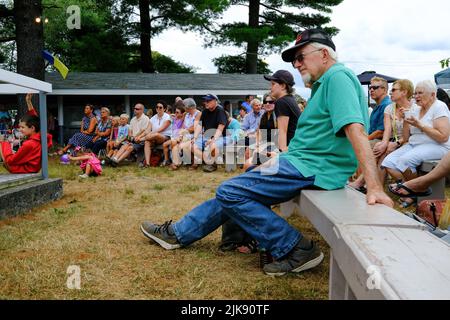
398, 155, 416, 170
216, 180, 239, 203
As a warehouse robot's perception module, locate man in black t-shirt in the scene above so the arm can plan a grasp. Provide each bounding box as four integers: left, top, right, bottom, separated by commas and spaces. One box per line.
264, 70, 301, 151
192, 94, 228, 172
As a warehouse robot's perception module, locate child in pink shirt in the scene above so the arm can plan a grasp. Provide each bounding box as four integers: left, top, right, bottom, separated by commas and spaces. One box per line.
68, 148, 102, 178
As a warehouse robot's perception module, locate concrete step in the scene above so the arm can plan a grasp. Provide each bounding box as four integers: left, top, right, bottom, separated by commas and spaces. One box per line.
0, 173, 41, 191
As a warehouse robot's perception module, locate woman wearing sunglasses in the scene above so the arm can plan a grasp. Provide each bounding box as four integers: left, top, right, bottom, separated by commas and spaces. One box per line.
142, 101, 172, 168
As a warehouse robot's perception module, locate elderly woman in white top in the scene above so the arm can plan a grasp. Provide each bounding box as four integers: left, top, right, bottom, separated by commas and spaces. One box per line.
382, 80, 450, 206
143, 100, 172, 168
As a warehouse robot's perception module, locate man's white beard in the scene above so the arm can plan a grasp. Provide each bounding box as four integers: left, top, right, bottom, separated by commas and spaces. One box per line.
301, 73, 312, 86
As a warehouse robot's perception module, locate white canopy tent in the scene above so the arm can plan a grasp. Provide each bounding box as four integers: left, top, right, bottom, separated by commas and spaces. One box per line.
0, 68, 52, 179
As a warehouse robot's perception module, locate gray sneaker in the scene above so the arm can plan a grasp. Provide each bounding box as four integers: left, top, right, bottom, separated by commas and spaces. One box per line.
263, 240, 324, 276
140, 220, 181, 250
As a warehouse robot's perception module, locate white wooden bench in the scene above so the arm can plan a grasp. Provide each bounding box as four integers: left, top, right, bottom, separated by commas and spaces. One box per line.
280, 187, 450, 300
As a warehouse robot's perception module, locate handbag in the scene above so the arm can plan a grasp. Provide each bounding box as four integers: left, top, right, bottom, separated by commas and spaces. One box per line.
417, 199, 450, 229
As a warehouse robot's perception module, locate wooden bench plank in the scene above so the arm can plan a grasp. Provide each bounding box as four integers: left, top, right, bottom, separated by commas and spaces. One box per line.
341, 225, 450, 300
299, 187, 424, 230
281, 187, 450, 300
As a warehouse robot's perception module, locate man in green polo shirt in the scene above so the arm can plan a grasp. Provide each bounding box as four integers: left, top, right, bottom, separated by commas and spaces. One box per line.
140, 29, 394, 276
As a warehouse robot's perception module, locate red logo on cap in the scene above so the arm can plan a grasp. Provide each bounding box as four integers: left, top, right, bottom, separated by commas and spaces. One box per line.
296, 34, 302, 44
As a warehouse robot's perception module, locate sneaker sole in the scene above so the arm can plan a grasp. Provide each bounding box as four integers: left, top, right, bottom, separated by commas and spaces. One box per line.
140, 225, 181, 250
264, 252, 324, 276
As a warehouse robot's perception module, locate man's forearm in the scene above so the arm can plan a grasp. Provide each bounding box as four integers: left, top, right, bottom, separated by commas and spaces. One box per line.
345, 124, 383, 191
368, 130, 384, 140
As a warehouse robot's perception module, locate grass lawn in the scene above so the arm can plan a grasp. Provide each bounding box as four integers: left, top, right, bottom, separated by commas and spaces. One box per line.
0, 156, 330, 300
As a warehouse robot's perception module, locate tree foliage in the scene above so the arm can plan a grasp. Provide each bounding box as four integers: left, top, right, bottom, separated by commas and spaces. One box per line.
120, 0, 229, 72
213, 54, 271, 74
205, 0, 343, 73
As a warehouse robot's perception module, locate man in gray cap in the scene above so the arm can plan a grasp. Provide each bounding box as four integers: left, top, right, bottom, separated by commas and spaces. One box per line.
141, 29, 393, 276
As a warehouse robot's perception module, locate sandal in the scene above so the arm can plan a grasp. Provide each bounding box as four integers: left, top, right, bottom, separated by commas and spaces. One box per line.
188, 164, 199, 171
398, 197, 416, 208
388, 183, 432, 198
236, 239, 258, 254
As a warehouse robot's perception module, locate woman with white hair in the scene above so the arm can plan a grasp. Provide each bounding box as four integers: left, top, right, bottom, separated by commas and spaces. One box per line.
382, 80, 450, 207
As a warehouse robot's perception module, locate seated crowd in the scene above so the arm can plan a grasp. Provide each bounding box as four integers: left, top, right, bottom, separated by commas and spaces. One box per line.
2, 71, 450, 213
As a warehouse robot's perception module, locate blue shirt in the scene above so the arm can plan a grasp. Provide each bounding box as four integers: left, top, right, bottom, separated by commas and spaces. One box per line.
226, 118, 243, 142
241, 111, 264, 134
118, 124, 129, 140
369, 96, 391, 134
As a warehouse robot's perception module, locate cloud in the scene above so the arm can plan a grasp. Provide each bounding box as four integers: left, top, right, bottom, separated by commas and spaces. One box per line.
153, 0, 450, 94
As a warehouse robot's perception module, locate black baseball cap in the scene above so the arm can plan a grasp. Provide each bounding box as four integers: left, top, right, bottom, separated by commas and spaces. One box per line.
264, 70, 295, 86
282, 29, 336, 63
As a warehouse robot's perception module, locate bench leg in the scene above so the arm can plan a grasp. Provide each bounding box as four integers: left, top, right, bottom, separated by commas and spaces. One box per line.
225, 146, 236, 172
279, 196, 301, 218
417, 177, 446, 202
329, 251, 356, 300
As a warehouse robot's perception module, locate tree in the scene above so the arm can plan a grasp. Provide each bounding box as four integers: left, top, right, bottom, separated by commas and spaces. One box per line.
0, 0, 44, 116
206, 0, 343, 74
42, 0, 132, 72
441, 58, 450, 69
122, 0, 229, 73
127, 46, 197, 73
213, 54, 271, 74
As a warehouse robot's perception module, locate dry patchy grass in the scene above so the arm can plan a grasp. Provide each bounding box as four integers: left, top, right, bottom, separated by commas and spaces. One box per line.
0, 157, 329, 300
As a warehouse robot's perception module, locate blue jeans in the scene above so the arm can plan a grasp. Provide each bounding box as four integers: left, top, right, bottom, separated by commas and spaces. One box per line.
172, 158, 316, 259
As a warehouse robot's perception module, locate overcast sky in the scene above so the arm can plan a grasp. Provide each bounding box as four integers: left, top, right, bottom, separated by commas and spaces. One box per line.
152, 0, 450, 99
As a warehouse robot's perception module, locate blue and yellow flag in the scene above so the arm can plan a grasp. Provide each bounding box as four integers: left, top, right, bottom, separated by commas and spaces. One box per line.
42, 50, 69, 79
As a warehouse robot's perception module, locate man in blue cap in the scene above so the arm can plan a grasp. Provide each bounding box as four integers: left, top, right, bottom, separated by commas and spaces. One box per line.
140, 29, 394, 276
191, 94, 228, 172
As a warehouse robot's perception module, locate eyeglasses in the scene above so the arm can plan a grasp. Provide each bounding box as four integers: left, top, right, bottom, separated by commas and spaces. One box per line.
390, 88, 400, 93
134, 108, 142, 110
369, 85, 384, 91
264, 101, 274, 104
291, 49, 322, 66
156, 106, 164, 109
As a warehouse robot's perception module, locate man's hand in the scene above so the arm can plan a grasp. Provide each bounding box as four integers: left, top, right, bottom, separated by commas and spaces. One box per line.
366, 189, 394, 207
205, 137, 214, 147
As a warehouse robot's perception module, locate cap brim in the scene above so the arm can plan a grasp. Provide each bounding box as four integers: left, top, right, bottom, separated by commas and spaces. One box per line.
264, 75, 277, 82
281, 41, 308, 62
